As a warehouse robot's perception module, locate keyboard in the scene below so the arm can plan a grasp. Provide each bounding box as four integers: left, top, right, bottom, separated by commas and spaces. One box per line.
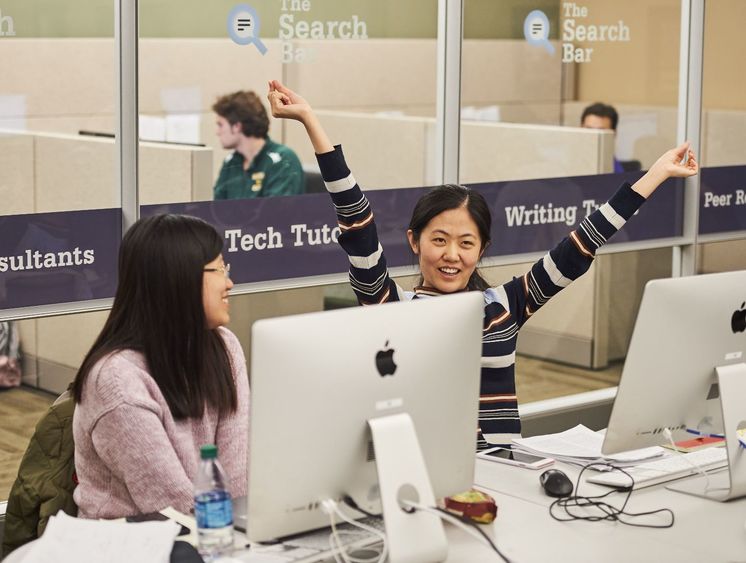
587, 447, 728, 489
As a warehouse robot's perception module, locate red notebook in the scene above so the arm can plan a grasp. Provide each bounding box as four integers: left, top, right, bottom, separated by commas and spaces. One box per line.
661, 435, 724, 453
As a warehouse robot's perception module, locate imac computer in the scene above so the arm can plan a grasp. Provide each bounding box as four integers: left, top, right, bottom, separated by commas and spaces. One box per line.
602, 270, 746, 500
244, 292, 484, 562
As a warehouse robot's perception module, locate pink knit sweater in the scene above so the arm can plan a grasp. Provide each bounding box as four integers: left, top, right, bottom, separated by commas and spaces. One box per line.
72, 327, 249, 519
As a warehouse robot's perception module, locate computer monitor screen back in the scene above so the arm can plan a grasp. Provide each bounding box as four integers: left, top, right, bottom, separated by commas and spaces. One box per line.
246, 292, 484, 542
602, 270, 746, 455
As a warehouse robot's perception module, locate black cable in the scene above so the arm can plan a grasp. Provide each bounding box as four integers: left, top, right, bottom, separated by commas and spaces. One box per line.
549, 462, 675, 529
343, 495, 511, 562
341, 495, 383, 519
433, 506, 512, 563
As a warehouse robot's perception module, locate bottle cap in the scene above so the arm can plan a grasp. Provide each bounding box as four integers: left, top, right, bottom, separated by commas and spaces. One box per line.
200, 444, 218, 459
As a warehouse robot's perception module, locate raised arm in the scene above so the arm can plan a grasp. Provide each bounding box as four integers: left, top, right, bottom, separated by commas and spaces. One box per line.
507, 142, 699, 327
267, 80, 333, 155
267, 80, 404, 305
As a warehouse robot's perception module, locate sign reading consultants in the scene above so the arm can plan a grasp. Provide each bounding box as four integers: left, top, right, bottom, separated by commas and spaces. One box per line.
0, 209, 120, 311
142, 171, 684, 286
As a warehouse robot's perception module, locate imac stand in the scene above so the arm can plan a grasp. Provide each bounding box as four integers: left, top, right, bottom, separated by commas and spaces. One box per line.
368, 413, 448, 563
667, 362, 746, 501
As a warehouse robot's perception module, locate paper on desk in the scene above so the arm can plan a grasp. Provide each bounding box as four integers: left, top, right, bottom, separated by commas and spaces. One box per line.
512, 424, 664, 466
23, 511, 180, 563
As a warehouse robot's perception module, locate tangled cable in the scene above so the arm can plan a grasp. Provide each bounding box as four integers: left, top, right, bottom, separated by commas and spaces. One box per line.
549, 463, 674, 529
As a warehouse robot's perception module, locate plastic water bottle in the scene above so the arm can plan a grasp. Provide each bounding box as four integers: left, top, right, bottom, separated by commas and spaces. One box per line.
194, 444, 234, 557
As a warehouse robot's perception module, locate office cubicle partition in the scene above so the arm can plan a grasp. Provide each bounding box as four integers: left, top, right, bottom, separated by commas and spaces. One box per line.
1, 0, 744, 400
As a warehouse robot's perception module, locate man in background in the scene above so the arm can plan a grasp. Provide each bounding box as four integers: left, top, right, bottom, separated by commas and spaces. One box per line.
212, 91, 304, 199
580, 102, 629, 173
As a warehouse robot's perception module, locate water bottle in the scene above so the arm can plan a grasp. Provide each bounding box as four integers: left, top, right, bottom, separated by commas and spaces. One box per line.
194, 444, 234, 557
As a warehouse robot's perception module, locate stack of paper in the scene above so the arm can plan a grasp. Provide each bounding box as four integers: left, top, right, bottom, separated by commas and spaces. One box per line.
23, 511, 180, 563
512, 424, 665, 468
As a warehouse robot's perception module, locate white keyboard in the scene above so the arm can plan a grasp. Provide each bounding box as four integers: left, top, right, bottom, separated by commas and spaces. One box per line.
587, 447, 728, 489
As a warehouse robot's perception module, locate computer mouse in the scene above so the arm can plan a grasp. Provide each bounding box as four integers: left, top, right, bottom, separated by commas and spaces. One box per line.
539, 469, 573, 498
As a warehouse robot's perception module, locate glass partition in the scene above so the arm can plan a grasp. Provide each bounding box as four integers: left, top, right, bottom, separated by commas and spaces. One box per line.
0, 0, 119, 501
460, 0, 683, 401
697, 0, 746, 274
137, 0, 439, 206
0, 0, 119, 311
137, 0, 439, 362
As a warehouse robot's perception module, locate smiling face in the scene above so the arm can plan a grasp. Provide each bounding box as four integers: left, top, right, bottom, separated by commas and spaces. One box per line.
215, 115, 242, 150
202, 255, 233, 329
407, 205, 484, 293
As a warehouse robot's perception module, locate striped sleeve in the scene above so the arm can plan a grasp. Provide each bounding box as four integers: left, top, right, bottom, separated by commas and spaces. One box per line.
316, 146, 403, 305
510, 182, 646, 326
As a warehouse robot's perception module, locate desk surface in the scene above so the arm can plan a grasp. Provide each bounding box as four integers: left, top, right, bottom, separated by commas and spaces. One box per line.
466, 458, 746, 562
236, 459, 746, 562
7, 459, 746, 562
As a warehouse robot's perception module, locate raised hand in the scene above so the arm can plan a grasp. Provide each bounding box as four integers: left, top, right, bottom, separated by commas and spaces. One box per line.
631, 141, 699, 198
650, 141, 699, 180
267, 79, 333, 154
267, 79, 312, 122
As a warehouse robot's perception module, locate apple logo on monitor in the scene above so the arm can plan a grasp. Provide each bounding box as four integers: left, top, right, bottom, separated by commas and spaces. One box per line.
375, 341, 397, 377
733, 301, 746, 334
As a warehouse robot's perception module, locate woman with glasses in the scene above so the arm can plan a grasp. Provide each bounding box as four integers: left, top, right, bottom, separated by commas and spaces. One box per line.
71, 214, 247, 519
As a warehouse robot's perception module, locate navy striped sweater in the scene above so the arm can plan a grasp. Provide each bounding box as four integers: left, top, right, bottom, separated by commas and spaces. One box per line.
317, 146, 646, 449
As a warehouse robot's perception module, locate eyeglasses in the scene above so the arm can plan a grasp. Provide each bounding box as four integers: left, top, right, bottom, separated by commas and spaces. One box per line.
203, 263, 231, 279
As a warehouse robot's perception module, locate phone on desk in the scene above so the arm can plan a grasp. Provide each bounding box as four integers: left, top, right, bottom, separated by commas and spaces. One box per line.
477, 447, 554, 469
126, 512, 191, 536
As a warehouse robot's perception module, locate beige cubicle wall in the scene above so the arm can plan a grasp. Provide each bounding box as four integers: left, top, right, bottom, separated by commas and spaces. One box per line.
562, 102, 746, 169
285, 110, 616, 187
284, 110, 437, 188
1, 37, 572, 191
460, 121, 615, 182
0, 130, 213, 213
5, 130, 214, 393
0, 134, 34, 215
284, 38, 573, 124
562, 101, 746, 278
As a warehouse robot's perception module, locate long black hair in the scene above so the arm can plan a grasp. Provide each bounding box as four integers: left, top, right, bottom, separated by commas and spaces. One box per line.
408, 184, 492, 292
72, 214, 237, 419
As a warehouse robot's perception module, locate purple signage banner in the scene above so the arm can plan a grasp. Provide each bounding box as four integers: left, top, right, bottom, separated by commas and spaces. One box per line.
699, 166, 746, 235
0, 209, 120, 311
143, 171, 684, 285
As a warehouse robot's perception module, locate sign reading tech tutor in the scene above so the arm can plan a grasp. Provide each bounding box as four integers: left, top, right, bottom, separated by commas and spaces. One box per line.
141, 172, 683, 286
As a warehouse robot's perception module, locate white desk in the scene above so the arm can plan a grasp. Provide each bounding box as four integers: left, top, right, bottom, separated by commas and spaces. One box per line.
464, 458, 746, 562
226, 459, 746, 562
7, 460, 746, 562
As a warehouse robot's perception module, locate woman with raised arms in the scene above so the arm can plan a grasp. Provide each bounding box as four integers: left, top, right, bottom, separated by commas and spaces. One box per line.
267, 79, 698, 449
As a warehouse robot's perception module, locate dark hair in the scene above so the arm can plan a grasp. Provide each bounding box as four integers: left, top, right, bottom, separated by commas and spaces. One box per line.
72, 214, 237, 419
408, 184, 492, 292
581, 102, 619, 131
212, 90, 269, 138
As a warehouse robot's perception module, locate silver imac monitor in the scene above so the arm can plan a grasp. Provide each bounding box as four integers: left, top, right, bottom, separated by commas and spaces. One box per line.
245, 292, 484, 558
602, 270, 746, 500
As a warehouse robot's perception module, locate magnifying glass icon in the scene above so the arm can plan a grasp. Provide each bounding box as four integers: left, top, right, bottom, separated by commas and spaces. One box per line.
227, 4, 267, 55
524, 10, 554, 55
